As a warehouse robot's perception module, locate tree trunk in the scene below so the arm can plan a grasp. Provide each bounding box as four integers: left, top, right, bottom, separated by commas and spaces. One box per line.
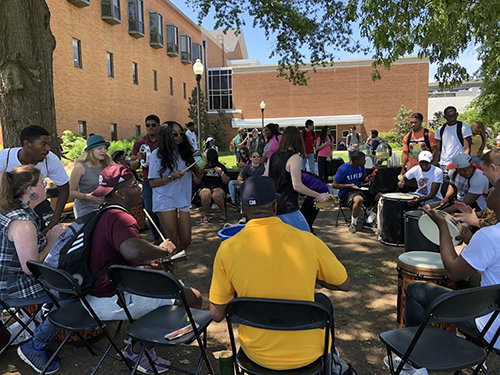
0, 0, 58, 151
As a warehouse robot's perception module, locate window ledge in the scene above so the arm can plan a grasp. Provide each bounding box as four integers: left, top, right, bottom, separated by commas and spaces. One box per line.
208, 109, 241, 114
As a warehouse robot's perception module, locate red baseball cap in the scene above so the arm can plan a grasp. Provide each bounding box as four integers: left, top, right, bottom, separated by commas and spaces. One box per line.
92, 164, 134, 198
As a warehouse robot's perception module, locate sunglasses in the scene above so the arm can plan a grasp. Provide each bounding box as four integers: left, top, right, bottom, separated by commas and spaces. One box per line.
145, 123, 158, 128
125, 181, 140, 189
172, 131, 184, 137
251, 155, 261, 158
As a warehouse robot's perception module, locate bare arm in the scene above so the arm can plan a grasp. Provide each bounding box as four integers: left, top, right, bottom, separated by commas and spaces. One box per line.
45, 183, 69, 233
331, 177, 358, 191
317, 276, 351, 291
149, 170, 185, 188
130, 153, 143, 171
463, 136, 472, 155
432, 141, 441, 166
400, 151, 408, 175
118, 237, 172, 265
69, 162, 85, 200
287, 154, 323, 199
236, 175, 244, 186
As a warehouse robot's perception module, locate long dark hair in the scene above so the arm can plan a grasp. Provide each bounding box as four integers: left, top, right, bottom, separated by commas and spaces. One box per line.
277, 127, 306, 157
265, 123, 281, 143
205, 148, 224, 168
239, 146, 250, 164
319, 126, 329, 143
157, 121, 195, 175
0, 165, 41, 213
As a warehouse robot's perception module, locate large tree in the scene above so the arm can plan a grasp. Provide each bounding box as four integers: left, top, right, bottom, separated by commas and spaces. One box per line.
0, 0, 58, 149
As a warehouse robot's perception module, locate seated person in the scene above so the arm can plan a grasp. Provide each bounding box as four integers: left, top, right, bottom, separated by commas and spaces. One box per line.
300, 171, 330, 235
0, 165, 64, 373
397, 151, 443, 206
228, 147, 251, 206
441, 153, 489, 213
401, 150, 500, 374
331, 151, 377, 233
235, 150, 265, 224
198, 149, 230, 223
209, 176, 350, 371
85, 164, 203, 373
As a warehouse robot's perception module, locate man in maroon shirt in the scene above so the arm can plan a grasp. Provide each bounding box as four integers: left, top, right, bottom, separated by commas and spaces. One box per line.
87, 164, 202, 373
301, 119, 317, 173
131, 114, 164, 244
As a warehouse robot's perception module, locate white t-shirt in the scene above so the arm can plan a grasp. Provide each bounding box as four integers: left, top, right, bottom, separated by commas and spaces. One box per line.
435, 122, 472, 166
461, 223, 500, 349
448, 168, 489, 210
0, 147, 69, 186
405, 164, 443, 200
185, 129, 198, 151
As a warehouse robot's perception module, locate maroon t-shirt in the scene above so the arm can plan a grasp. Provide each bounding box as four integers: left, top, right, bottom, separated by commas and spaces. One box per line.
302, 130, 315, 155
89, 209, 139, 297
132, 135, 158, 182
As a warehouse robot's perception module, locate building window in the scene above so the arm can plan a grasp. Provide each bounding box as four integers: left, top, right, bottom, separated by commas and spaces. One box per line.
149, 11, 163, 48
107, 52, 114, 77
127, 0, 144, 37
342, 130, 349, 138
208, 68, 233, 110
135, 125, 141, 136
67, 0, 90, 7
183, 82, 186, 99
101, 0, 121, 24
72, 38, 82, 68
169, 77, 173, 96
78, 121, 87, 137
165, 24, 178, 56
180, 34, 192, 64
132, 62, 138, 85
110, 123, 118, 141
192, 43, 202, 63
153, 70, 158, 91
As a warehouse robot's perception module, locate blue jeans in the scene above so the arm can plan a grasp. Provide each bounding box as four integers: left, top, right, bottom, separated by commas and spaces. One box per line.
278, 210, 311, 232
301, 153, 316, 173
32, 298, 74, 349
228, 180, 240, 203
142, 180, 164, 240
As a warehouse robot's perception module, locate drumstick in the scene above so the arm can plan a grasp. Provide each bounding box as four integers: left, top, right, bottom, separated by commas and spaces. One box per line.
432, 204, 444, 211
143, 209, 166, 242
182, 160, 198, 173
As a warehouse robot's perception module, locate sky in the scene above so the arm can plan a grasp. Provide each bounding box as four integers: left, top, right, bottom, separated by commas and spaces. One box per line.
171, 0, 482, 83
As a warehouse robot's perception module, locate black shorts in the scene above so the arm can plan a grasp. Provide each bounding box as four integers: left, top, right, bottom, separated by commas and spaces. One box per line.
340, 190, 374, 209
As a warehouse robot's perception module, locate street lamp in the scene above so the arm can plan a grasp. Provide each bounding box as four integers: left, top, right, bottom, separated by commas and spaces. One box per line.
260, 100, 266, 128
193, 59, 204, 154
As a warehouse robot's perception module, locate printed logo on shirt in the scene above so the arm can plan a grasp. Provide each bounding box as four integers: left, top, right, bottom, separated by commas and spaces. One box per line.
346, 172, 363, 181
417, 177, 429, 195
409, 141, 426, 159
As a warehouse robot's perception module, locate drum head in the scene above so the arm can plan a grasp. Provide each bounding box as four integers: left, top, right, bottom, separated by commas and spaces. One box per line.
398, 251, 446, 276
418, 211, 462, 246
404, 209, 424, 219
383, 193, 417, 200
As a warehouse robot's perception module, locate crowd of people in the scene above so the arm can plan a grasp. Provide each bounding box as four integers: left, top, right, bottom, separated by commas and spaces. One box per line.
0, 105, 499, 374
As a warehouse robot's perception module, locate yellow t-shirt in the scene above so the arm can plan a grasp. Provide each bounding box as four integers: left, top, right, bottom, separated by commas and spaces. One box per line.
470, 134, 484, 157
209, 217, 348, 370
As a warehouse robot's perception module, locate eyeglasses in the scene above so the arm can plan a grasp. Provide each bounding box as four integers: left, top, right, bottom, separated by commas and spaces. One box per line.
145, 123, 158, 128
172, 132, 184, 137
37, 181, 47, 188
125, 181, 140, 189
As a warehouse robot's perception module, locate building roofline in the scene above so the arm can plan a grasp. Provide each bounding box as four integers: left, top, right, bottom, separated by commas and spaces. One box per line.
231, 115, 364, 128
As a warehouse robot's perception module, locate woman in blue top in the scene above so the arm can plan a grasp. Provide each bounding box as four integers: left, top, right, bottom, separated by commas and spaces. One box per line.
149, 122, 202, 261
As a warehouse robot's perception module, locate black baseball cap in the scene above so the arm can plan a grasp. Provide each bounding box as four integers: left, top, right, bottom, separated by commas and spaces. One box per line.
240, 176, 280, 206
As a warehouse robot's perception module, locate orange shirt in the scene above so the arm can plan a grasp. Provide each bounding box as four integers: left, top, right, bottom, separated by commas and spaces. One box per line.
402, 128, 437, 170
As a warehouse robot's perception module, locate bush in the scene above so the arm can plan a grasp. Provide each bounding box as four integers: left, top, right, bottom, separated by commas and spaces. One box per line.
379, 131, 403, 148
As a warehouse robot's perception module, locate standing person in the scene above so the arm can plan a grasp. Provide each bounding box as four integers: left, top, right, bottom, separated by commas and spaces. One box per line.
470, 121, 487, 166
433, 106, 473, 180
234, 128, 248, 163
57, 135, 73, 162
198, 149, 230, 223
261, 123, 282, 164
247, 128, 266, 156
0, 125, 69, 234
0, 165, 64, 374
235, 150, 265, 223
367, 130, 382, 155
131, 114, 164, 244
315, 126, 334, 182
185, 121, 201, 163
265, 126, 329, 232
301, 119, 317, 173
209, 176, 350, 372
400, 113, 437, 177
148, 122, 201, 260
346, 126, 362, 161
69, 135, 112, 218
203, 137, 219, 158
300, 171, 330, 234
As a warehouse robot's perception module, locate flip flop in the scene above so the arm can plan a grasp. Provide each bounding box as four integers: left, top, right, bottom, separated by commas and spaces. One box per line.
202, 216, 209, 223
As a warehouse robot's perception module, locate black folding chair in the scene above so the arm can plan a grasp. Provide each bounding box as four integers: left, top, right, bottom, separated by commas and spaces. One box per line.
334, 199, 367, 227
379, 284, 500, 375
0, 294, 50, 354
225, 297, 333, 375
107, 265, 215, 375
26, 260, 131, 375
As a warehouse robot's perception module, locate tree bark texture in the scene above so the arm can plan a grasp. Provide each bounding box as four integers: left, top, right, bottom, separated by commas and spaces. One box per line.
0, 0, 57, 149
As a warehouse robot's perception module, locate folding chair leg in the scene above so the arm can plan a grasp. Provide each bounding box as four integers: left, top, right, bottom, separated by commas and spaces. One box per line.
41, 332, 73, 375
194, 329, 215, 375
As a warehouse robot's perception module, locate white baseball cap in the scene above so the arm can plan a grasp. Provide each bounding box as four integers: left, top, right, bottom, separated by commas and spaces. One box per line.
418, 151, 433, 163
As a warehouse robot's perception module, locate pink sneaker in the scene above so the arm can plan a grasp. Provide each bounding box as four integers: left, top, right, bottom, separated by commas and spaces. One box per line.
123, 340, 171, 374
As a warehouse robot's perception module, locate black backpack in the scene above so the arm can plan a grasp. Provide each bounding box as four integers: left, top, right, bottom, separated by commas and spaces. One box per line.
44, 204, 127, 298
406, 128, 432, 151
439, 122, 464, 151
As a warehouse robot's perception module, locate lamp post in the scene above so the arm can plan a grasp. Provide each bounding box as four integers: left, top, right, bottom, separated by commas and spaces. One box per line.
260, 100, 265, 129
193, 59, 204, 154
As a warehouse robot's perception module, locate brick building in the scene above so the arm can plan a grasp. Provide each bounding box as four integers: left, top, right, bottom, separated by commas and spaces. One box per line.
1, 0, 429, 146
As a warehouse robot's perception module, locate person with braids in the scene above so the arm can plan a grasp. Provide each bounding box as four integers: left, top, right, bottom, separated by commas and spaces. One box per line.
0, 165, 64, 373
148, 122, 202, 260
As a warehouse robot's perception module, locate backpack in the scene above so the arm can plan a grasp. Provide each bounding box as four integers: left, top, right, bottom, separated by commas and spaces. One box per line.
229, 137, 236, 155
406, 128, 432, 151
347, 133, 361, 148
44, 204, 127, 298
302, 129, 317, 144
439, 122, 464, 152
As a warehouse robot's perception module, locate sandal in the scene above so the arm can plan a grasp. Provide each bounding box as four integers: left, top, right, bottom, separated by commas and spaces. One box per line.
202, 215, 209, 223
219, 215, 226, 223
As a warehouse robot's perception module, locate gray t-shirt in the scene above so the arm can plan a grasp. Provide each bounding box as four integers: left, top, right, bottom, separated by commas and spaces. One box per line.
239, 164, 265, 180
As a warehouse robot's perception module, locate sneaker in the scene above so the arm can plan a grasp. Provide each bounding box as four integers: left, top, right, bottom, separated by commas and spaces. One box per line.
238, 216, 247, 224
123, 340, 170, 374
383, 355, 417, 374
348, 223, 357, 233
363, 221, 377, 229
17, 339, 60, 374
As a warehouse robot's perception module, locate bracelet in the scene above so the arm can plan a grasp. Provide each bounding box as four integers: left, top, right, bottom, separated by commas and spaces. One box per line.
83, 193, 87, 200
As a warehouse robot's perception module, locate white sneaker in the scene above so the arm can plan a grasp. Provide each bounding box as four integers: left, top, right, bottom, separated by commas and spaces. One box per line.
413, 369, 428, 375
383, 356, 418, 374
348, 223, 357, 233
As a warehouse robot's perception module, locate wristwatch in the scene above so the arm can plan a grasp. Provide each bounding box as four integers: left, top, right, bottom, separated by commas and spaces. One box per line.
167, 175, 173, 182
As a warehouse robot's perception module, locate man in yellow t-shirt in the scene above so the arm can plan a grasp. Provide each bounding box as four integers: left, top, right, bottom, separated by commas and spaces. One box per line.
209, 176, 350, 371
